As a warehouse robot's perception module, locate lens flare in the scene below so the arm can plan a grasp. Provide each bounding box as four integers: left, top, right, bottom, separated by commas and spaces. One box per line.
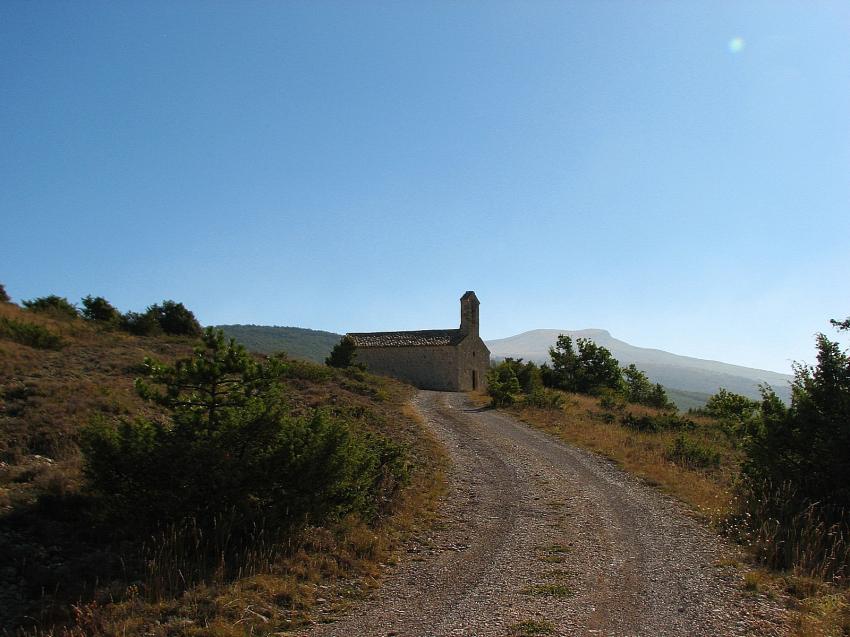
728, 37, 745, 53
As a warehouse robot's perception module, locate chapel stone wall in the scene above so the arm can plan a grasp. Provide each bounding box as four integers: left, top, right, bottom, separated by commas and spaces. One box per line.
356, 345, 461, 391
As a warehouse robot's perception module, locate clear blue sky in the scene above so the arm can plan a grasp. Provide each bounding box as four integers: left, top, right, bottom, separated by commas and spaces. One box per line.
2, 1, 848, 373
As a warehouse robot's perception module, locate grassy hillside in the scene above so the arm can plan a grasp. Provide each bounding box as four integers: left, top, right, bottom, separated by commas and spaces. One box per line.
216, 324, 342, 361
0, 302, 444, 635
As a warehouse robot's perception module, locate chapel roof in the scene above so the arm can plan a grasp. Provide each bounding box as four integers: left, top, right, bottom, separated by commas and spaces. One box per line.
347, 329, 465, 348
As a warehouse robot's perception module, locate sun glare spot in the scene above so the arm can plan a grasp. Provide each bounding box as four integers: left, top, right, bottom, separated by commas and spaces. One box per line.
728, 37, 745, 54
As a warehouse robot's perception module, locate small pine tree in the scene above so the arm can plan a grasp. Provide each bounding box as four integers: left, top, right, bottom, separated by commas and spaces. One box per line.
622, 364, 653, 403
647, 382, 674, 410
326, 336, 359, 368
546, 335, 622, 394
147, 300, 202, 336
81, 295, 121, 324
134, 328, 272, 429
0, 283, 10, 303
487, 363, 521, 407
703, 388, 759, 422
121, 310, 162, 336
744, 325, 850, 509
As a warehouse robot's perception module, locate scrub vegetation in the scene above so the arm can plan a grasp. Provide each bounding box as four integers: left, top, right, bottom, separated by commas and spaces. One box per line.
487, 320, 850, 635
0, 289, 444, 636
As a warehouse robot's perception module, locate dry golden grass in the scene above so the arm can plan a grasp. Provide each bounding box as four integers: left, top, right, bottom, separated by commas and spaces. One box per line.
1, 303, 193, 509
509, 393, 737, 522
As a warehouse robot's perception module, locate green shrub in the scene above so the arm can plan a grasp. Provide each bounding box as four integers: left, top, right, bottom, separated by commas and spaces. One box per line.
121, 310, 162, 336
546, 335, 622, 393
22, 295, 79, 320
621, 364, 674, 410
620, 411, 695, 433
694, 388, 760, 443
81, 295, 121, 324
703, 388, 760, 421
734, 318, 850, 580
665, 434, 720, 469
598, 387, 626, 411
0, 317, 63, 349
499, 357, 544, 395
120, 300, 202, 337
81, 329, 408, 537
0, 283, 9, 303
526, 386, 565, 409
487, 363, 521, 407
326, 335, 362, 368
146, 300, 202, 336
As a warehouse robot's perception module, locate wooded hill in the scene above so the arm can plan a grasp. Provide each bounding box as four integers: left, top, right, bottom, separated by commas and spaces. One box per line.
215, 324, 341, 362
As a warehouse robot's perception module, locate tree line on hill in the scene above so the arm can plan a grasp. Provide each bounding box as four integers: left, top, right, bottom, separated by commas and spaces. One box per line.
14, 290, 203, 337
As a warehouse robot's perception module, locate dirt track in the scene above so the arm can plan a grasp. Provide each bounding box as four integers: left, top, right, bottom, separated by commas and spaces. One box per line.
307, 391, 789, 636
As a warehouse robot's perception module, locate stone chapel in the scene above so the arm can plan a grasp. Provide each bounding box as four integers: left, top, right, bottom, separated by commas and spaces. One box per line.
347, 291, 491, 391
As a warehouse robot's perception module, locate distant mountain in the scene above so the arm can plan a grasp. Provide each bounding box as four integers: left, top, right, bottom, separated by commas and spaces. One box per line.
216, 325, 342, 363
486, 329, 793, 407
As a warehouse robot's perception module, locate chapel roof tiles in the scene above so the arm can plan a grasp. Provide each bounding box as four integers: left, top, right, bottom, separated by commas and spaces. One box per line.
347, 329, 465, 348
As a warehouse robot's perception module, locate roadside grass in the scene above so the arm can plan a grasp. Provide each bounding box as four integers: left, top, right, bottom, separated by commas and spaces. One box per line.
521, 583, 573, 598
476, 388, 850, 636
506, 619, 555, 635
509, 394, 737, 524
1, 302, 447, 635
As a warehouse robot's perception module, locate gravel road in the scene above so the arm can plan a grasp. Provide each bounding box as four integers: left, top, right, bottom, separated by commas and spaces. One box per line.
306, 390, 789, 636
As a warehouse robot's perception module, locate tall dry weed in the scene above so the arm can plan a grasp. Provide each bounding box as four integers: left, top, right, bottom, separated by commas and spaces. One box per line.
727, 480, 850, 584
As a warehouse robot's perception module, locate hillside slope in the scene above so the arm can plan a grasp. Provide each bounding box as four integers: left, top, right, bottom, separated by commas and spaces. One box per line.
486, 329, 792, 403
0, 303, 441, 633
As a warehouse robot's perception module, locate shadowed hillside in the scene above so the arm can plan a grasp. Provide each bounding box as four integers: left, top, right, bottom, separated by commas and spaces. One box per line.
0, 302, 442, 634
486, 329, 793, 405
